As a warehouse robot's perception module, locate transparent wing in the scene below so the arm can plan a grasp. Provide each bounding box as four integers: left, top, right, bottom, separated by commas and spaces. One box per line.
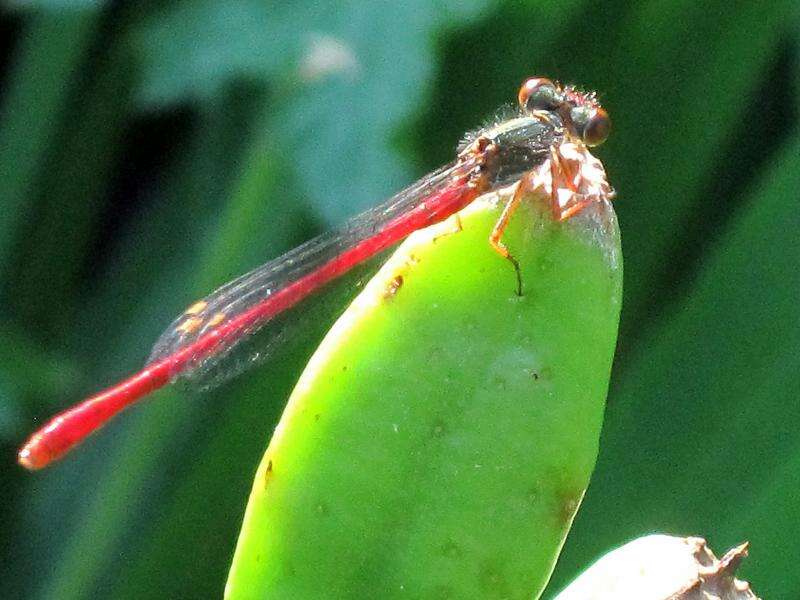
177, 248, 392, 391
148, 159, 472, 385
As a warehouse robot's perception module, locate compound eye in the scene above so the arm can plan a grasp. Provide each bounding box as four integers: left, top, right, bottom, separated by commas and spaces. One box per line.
518, 77, 562, 112
571, 105, 610, 147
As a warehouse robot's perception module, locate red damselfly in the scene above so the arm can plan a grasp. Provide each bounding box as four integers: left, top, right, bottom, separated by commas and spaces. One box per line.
18, 77, 613, 470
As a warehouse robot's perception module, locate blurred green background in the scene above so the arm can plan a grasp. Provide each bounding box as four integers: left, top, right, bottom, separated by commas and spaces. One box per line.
0, 1, 797, 598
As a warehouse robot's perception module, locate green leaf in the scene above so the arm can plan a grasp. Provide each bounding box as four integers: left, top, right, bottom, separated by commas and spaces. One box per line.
227, 196, 622, 599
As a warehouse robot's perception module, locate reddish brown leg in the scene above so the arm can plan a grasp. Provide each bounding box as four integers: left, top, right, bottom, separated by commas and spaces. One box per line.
546, 146, 573, 220
489, 175, 541, 296
558, 199, 594, 221
432, 214, 463, 243
547, 145, 591, 221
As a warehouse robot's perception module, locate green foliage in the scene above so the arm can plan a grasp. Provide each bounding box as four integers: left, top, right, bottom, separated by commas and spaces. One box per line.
0, 1, 797, 598
226, 199, 621, 598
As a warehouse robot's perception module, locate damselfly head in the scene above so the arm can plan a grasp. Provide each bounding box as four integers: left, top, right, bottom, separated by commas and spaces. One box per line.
518, 77, 562, 112
518, 77, 610, 148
